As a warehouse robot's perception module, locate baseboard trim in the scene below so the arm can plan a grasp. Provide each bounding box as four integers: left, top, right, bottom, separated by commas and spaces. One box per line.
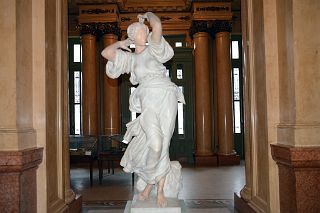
234, 193, 256, 213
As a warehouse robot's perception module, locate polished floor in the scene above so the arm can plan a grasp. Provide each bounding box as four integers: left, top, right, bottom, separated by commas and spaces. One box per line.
71, 162, 245, 212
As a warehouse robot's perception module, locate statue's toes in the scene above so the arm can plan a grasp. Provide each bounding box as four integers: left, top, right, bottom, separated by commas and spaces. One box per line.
157, 197, 167, 208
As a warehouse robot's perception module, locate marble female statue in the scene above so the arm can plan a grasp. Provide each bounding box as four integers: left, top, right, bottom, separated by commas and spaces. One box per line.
101, 12, 185, 207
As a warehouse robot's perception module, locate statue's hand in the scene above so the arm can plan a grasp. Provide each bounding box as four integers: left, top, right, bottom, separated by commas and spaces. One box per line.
119, 38, 132, 52
137, 14, 148, 23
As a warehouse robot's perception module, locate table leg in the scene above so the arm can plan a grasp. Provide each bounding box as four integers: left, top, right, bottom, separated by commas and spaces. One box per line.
99, 159, 103, 184
90, 160, 93, 186
107, 161, 110, 174
132, 173, 134, 186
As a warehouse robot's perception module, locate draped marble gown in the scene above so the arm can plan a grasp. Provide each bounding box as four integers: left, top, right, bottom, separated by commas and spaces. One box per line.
106, 34, 185, 198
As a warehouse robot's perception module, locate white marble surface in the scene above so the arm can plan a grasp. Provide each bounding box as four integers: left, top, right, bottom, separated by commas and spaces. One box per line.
125, 197, 185, 213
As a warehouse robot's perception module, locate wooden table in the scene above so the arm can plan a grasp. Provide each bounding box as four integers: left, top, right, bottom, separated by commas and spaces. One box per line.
98, 135, 134, 186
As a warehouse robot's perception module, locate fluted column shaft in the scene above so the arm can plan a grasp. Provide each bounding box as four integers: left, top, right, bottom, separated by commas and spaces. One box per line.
194, 32, 214, 157
216, 31, 234, 155
82, 34, 98, 135
102, 34, 120, 136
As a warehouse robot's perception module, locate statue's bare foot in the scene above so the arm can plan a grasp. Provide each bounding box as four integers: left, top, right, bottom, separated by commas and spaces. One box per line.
139, 184, 153, 201
157, 191, 167, 208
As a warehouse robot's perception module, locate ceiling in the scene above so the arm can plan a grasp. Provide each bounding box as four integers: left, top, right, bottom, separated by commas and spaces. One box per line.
68, 0, 240, 15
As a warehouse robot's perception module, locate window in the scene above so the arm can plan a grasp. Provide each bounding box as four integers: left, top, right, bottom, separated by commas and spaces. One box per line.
73, 44, 82, 62
231, 41, 240, 59
166, 68, 170, 77
178, 86, 184, 135
175, 42, 183, 47
233, 68, 241, 133
231, 36, 242, 134
69, 38, 82, 135
176, 64, 183, 80
130, 87, 137, 120
74, 71, 82, 134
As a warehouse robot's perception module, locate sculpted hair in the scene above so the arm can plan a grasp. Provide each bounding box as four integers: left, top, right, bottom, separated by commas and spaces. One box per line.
127, 22, 149, 43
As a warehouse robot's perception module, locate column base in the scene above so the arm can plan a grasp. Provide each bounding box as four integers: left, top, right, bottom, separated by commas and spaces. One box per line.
0, 148, 43, 212
234, 193, 256, 213
67, 194, 82, 213
218, 153, 240, 166
271, 144, 320, 213
193, 154, 218, 167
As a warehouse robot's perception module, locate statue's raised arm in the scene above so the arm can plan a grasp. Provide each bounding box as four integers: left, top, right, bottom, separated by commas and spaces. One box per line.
138, 12, 162, 43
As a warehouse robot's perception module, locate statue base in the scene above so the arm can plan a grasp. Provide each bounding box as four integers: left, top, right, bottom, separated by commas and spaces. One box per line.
124, 195, 186, 213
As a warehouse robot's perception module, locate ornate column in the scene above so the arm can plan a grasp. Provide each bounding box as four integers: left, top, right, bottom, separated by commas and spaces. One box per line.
80, 25, 98, 136
191, 21, 216, 166
101, 24, 121, 138
214, 21, 240, 165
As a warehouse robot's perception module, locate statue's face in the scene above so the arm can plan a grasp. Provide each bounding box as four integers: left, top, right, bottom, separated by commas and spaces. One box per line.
134, 26, 148, 45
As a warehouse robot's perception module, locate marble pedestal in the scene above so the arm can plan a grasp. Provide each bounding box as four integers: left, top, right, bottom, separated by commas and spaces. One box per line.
124, 196, 185, 213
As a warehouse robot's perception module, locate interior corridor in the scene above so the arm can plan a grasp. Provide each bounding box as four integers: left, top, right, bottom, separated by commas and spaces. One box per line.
71, 163, 245, 212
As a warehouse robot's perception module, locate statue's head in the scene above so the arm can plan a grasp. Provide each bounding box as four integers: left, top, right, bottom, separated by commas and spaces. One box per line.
127, 22, 149, 45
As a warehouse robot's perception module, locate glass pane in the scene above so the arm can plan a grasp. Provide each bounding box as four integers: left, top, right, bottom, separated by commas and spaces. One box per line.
177, 69, 183, 79
130, 43, 148, 49
232, 41, 239, 59
178, 103, 184, 134
233, 68, 240, 100
74, 104, 81, 135
131, 87, 137, 120
177, 64, 183, 79
166, 68, 170, 77
234, 101, 241, 133
178, 86, 184, 135
74, 44, 81, 62
175, 42, 182, 47
74, 71, 81, 103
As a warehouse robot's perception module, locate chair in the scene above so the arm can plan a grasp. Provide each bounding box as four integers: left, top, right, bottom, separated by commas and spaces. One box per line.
69, 135, 97, 186
98, 134, 134, 185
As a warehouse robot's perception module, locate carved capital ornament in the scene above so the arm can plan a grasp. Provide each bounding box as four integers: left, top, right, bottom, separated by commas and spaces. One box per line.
79, 22, 121, 37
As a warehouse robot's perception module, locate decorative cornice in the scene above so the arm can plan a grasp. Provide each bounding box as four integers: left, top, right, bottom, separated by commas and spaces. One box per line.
120, 17, 132, 22
160, 16, 172, 22
81, 8, 115, 14
115, 0, 193, 12
195, 5, 230, 12
78, 22, 121, 37
179, 15, 191, 21
119, 12, 192, 34
192, 2, 233, 21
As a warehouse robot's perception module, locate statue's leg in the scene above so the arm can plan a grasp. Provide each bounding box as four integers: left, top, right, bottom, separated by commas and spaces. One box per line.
138, 109, 163, 200
139, 183, 153, 201
157, 175, 167, 207
137, 140, 162, 201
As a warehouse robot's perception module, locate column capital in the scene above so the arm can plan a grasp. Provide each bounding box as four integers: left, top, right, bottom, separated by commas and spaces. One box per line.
79, 22, 121, 37
98, 22, 121, 37
78, 23, 97, 36
212, 20, 232, 34
190, 20, 211, 37
190, 20, 232, 37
